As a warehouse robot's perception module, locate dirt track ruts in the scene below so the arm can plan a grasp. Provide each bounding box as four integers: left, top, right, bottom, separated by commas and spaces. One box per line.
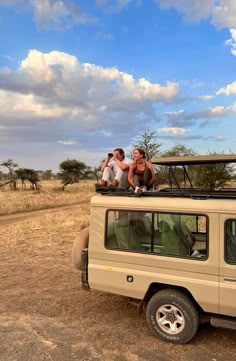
0, 201, 90, 226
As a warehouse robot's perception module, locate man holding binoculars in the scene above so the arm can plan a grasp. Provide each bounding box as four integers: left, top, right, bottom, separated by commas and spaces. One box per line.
96, 148, 130, 189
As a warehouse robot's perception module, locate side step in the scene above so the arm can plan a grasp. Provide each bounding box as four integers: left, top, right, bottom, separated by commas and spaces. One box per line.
210, 317, 236, 330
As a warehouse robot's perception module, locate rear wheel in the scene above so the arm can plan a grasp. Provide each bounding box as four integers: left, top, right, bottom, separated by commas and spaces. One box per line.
146, 289, 199, 344
72, 227, 89, 270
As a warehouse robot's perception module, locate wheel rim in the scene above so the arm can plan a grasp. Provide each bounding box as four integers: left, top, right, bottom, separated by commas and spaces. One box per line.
156, 304, 185, 335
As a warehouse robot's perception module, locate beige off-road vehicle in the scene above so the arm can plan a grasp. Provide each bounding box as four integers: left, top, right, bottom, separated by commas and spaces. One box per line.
72, 154, 236, 344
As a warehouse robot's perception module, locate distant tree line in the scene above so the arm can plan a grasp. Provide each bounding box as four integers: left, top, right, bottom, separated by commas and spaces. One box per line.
0, 127, 235, 191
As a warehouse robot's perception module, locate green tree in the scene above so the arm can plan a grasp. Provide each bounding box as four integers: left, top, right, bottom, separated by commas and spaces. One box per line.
129, 127, 161, 161
194, 152, 234, 190
44, 169, 53, 180
58, 159, 88, 190
161, 144, 196, 158
158, 144, 196, 187
15, 168, 40, 190
85, 165, 101, 182
0, 159, 18, 190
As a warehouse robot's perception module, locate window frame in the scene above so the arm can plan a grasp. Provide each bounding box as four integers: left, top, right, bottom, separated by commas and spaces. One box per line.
105, 208, 209, 261
224, 218, 236, 265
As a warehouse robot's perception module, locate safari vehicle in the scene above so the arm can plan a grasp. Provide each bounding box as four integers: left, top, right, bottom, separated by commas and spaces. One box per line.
72, 154, 236, 344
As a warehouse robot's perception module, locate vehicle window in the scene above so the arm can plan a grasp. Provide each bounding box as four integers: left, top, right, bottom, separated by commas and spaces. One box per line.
225, 219, 236, 263
105, 210, 207, 259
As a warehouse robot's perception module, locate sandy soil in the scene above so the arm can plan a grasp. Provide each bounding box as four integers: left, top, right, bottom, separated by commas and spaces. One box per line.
0, 206, 236, 361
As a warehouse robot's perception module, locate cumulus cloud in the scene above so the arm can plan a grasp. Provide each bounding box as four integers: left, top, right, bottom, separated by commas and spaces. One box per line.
155, 0, 236, 29
157, 127, 187, 135
31, 0, 93, 29
0, 49, 179, 148
211, 1, 236, 29
1, 0, 93, 29
162, 105, 229, 129
225, 28, 236, 55
185, 106, 227, 120
217, 80, 236, 95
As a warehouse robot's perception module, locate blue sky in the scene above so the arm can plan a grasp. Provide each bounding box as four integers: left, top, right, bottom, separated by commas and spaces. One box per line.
0, 0, 236, 171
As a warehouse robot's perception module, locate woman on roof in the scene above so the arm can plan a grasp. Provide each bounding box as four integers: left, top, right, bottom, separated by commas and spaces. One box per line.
128, 148, 156, 192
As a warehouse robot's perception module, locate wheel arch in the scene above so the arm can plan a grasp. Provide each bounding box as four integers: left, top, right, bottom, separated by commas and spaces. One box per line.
139, 282, 204, 315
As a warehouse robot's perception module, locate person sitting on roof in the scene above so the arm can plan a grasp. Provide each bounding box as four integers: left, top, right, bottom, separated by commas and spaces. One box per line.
96, 148, 130, 189
128, 148, 156, 192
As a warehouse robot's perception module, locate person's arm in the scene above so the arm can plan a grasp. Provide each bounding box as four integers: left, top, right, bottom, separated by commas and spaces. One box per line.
147, 162, 156, 186
128, 162, 135, 188
101, 154, 113, 172
114, 157, 129, 171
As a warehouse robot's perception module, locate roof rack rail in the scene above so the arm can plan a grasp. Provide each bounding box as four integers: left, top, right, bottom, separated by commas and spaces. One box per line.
95, 187, 236, 199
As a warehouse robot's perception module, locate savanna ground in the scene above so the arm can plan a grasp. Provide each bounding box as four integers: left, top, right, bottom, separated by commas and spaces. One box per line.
0, 180, 236, 361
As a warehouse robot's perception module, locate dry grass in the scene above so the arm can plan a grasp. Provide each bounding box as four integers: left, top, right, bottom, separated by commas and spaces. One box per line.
0, 179, 96, 216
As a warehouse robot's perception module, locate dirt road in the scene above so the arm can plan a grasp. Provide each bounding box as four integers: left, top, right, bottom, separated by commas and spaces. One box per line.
0, 205, 236, 361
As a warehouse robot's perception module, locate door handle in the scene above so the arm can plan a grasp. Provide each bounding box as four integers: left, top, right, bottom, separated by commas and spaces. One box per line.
224, 277, 236, 282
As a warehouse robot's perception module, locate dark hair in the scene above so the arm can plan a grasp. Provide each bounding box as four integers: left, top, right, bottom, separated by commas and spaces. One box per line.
135, 148, 146, 159
114, 148, 125, 159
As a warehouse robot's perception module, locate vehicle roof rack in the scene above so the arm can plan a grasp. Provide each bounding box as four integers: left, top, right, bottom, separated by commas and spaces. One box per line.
151, 154, 236, 166
95, 187, 236, 199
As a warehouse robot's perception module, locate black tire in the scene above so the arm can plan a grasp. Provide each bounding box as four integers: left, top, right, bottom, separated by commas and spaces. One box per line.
146, 289, 199, 344
71, 227, 89, 270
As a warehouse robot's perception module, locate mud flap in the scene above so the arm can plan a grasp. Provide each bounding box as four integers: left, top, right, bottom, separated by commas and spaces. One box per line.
81, 248, 90, 291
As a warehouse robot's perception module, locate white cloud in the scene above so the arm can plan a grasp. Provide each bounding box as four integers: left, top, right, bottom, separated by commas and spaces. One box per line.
164, 109, 184, 117
0, 0, 93, 29
188, 106, 227, 119
155, 0, 215, 22
0, 49, 179, 148
212, 1, 236, 28
157, 127, 187, 135
217, 81, 236, 95
32, 0, 93, 29
155, 0, 236, 29
231, 101, 236, 114
164, 109, 185, 124
225, 28, 236, 55
230, 28, 236, 40
57, 140, 77, 145
199, 94, 214, 101
215, 135, 228, 141
204, 135, 228, 141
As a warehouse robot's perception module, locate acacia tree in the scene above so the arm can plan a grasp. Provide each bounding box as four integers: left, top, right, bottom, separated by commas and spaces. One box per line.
85, 165, 101, 182
156, 144, 196, 187
194, 152, 234, 190
58, 159, 88, 190
161, 144, 196, 158
158, 146, 234, 190
0, 159, 18, 190
15, 168, 40, 190
129, 127, 161, 161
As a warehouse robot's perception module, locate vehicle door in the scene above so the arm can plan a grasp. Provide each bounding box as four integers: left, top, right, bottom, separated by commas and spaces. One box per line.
219, 215, 236, 316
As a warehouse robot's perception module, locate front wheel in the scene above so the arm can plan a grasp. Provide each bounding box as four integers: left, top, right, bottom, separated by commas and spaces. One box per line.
146, 289, 199, 344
